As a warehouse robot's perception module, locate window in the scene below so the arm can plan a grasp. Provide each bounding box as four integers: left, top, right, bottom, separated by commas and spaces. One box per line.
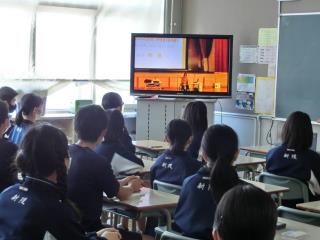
96, 0, 165, 80
35, 6, 95, 79
0, 4, 32, 78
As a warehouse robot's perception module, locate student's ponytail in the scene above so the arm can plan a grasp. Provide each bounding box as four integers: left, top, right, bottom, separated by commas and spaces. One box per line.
15, 109, 24, 126
201, 124, 239, 203
210, 156, 239, 202
166, 119, 192, 155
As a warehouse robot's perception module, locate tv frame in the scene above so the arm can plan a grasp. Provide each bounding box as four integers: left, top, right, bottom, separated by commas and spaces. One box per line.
130, 33, 233, 99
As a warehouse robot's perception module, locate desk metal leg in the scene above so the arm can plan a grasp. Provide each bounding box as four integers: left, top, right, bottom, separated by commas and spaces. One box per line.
159, 209, 172, 231
278, 193, 283, 206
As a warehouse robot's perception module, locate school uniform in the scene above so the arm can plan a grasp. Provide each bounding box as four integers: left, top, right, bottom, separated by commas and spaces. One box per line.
3, 120, 15, 140
8, 120, 33, 145
67, 144, 120, 232
0, 138, 18, 192
187, 130, 205, 159
95, 141, 144, 177
174, 166, 216, 240
150, 150, 202, 186
267, 144, 320, 198
0, 177, 104, 240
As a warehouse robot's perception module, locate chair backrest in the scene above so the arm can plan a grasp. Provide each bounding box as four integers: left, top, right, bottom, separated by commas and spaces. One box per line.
278, 206, 320, 226
153, 180, 182, 195
258, 172, 309, 202
160, 231, 201, 240
43, 232, 57, 240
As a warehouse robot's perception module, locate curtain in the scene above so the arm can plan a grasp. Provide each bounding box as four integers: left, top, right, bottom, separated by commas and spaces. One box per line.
214, 39, 229, 72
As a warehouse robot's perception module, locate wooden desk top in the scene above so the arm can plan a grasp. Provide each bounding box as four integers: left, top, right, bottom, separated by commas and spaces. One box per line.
276, 217, 320, 239
234, 155, 266, 167
240, 145, 273, 155
111, 187, 179, 211
244, 180, 289, 195
297, 201, 320, 213
133, 140, 169, 152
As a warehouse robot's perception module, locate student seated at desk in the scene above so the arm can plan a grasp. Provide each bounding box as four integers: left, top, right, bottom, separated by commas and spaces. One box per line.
0, 124, 122, 240
0, 86, 18, 139
95, 109, 144, 177
182, 101, 208, 159
212, 184, 277, 240
150, 119, 201, 186
101, 92, 135, 154
9, 93, 43, 145
266, 111, 320, 204
0, 101, 18, 192
67, 105, 143, 240
174, 124, 241, 240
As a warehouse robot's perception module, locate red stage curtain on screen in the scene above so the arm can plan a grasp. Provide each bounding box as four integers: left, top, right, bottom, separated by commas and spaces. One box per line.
214, 39, 229, 72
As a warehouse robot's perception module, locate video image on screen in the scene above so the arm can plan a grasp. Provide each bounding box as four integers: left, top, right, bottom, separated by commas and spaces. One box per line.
131, 34, 232, 97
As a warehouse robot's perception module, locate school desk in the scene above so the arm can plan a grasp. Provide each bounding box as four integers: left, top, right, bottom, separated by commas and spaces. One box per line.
103, 187, 179, 230
240, 145, 273, 158
244, 179, 289, 205
133, 140, 169, 158
297, 201, 320, 213
276, 217, 320, 240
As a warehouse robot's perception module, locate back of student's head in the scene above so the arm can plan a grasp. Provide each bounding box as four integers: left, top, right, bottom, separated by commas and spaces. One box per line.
0, 86, 17, 105
0, 100, 9, 126
104, 109, 124, 144
166, 119, 192, 155
282, 111, 313, 152
102, 92, 123, 110
213, 184, 277, 240
16, 124, 68, 185
201, 124, 239, 202
16, 93, 43, 126
75, 104, 108, 142
182, 101, 208, 133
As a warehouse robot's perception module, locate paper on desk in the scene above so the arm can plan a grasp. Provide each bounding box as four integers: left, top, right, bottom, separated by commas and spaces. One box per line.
254, 77, 275, 115
258, 28, 278, 46
239, 45, 258, 63
281, 230, 308, 239
237, 74, 256, 92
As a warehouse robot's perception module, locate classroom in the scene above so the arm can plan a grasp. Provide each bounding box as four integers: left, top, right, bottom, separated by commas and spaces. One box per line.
0, 0, 320, 239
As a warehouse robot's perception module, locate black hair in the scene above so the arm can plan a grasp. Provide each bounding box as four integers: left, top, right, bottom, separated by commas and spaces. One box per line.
16, 124, 69, 186
201, 124, 239, 202
101, 92, 123, 110
75, 104, 108, 142
104, 109, 124, 144
182, 101, 208, 133
16, 93, 43, 126
213, 184, 277, 240
166, 119, 192, 155
0, 100, 9, 125
282, 111, 313, 152
0, 86, 18, 104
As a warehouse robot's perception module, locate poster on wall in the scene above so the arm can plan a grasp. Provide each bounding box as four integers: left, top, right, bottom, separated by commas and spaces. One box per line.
237, 74, 256, 92
236, 91, 254, 111
239, 45, 258, 63
254, 77, 275, 115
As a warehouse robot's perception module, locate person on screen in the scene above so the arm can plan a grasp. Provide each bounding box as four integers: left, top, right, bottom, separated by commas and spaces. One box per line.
180, 72, 189, 92
101, 92, 135, 153
212, 185, 277, 240
266, 111, 320, 206
9, 93, 43, 145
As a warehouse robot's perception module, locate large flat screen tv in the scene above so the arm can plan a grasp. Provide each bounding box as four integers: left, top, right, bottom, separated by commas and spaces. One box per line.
130, 33, 233, 98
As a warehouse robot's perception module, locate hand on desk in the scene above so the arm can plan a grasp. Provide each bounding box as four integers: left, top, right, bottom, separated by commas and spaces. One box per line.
128, 177, 143, 192
119, 175, 140, 187
97, 228, 121, 240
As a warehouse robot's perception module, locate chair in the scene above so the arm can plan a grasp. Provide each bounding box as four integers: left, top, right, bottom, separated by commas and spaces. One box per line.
278, 206, 320, 226
258, 172, 309, 203
153, 180, 182, 195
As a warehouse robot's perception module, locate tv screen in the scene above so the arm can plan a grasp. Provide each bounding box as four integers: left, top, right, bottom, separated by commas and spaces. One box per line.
130, 33, 233, 98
